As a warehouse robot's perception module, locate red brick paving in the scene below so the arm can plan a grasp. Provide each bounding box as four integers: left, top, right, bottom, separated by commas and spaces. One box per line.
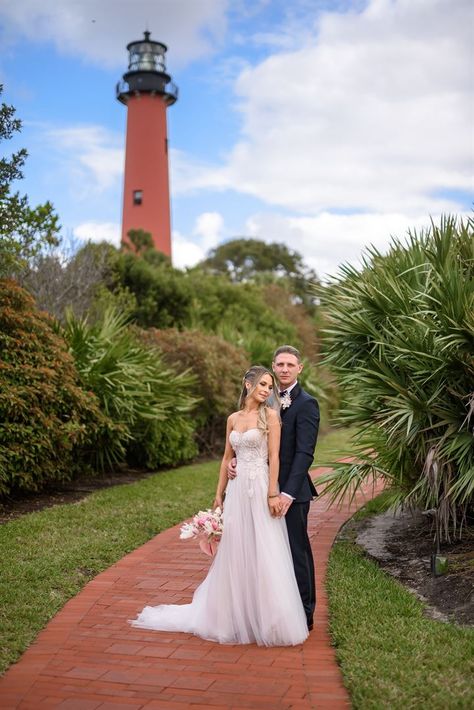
0, 468, 381, 709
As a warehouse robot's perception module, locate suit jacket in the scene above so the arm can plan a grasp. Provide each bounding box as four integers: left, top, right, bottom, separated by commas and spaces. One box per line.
279, 383, 320, 503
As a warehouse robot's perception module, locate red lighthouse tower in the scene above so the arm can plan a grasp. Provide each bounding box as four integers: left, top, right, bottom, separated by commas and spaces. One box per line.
117, 31, 178, 256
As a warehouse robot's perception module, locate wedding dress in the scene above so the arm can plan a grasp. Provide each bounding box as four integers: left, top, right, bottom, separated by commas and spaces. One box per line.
131, 428, 309, 646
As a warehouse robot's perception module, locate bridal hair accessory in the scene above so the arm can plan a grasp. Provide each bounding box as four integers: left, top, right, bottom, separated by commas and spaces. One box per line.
280, 391, 292, 409
180, 507, 223, 557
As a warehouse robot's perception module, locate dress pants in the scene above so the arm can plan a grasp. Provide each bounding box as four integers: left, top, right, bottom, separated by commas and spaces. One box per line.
285, 501, 316, 625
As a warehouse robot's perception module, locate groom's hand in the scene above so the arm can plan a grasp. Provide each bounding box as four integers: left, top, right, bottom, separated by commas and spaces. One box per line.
227, 457, 237, 479
278, 493, 293, 517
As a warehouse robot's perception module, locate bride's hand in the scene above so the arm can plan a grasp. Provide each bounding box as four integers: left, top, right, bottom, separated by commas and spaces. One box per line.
213, 495, 224, 510
268, 497, 281, 517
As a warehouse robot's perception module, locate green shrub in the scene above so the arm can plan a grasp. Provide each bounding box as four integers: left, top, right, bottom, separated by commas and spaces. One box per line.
127, 412, 197, 469
115, 252, 193, 328
186, 270, 297, 342
109, 249, 301, 342
317, 215, 474, 537
64, 308, 198, 469
0, 280, 112, 495
138, 328, 249, 453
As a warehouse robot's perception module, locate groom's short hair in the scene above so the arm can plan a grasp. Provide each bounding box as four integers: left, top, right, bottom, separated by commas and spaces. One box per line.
273, 345, 302, 362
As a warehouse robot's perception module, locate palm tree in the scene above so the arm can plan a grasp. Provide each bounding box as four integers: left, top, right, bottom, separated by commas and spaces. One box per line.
317, 215, 474, 539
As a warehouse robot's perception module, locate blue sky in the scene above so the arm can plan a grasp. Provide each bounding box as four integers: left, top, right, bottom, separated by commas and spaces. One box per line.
1, 0, 472, 277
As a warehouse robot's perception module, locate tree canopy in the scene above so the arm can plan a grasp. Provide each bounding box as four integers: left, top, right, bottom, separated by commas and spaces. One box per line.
199, 238, 313, 280
197, 237, 318, 307
0, 85, 60, 278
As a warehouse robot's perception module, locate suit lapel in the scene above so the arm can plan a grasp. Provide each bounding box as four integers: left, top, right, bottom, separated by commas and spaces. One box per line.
280, 383, 301, 419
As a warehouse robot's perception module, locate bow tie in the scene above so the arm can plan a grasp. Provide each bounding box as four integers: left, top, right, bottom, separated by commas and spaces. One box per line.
279, 390, 288, 397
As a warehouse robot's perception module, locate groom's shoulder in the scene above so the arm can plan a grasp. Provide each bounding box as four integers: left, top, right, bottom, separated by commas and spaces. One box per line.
298, 386, 318, 405
296, 388, 320, 415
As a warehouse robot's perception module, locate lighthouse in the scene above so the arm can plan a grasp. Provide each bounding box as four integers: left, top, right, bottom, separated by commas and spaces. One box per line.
117, 31, 178, 257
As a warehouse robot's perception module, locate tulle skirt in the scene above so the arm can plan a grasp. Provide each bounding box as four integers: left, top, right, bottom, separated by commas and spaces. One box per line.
131, 459, 308, 646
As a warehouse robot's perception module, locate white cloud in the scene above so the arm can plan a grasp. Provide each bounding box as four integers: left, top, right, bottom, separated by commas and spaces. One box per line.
0, 0, 227, 68
170, 209, 448, 278
74, 221, 121, 247
169, 148, 229, 195
172, 230, 206, 269
224, 0, 473, 215
6, 0, 472, 282
245, 210, 452, 279
193, 211, 224, 250
165, 0, 473, 280
71, 208, 464, 283
165, 0, 472, 223
72, 218, 214, 269
172, 210, 225, 268
46, 125, 123, 197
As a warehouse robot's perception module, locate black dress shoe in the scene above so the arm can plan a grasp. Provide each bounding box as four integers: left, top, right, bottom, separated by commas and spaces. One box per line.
307, 620, 314, 631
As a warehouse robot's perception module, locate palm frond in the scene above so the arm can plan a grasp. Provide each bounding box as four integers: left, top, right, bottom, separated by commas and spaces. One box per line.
315, 214, 474, 539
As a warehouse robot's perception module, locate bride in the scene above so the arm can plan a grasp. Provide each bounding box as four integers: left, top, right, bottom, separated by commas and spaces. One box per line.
131, 365, 309, 646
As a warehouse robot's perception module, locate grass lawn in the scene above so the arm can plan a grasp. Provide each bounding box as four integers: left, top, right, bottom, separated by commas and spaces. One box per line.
0, 426, 350, 676
327, 493, 474, 709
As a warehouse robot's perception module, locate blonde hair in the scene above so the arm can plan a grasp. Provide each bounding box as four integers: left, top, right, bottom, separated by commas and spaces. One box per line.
238, 365, 279, 434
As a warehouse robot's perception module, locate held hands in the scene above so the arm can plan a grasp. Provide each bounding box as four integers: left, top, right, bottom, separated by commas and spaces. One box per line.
268, 493, 293, 517
278, 493, 293, 517
268, 494, 282, 517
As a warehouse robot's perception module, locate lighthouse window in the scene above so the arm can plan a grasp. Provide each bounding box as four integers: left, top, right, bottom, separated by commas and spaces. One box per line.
133, 190, 143, 205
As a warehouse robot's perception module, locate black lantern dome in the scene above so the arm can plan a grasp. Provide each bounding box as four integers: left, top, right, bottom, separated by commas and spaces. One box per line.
116, 31, 178, 105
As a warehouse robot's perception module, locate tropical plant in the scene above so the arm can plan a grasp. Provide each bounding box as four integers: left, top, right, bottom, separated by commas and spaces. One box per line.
64, 307, 198, 469
317, 215, 474, 539
0, 280, 114, 495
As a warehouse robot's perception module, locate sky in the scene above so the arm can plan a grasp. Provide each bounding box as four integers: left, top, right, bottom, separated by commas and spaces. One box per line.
1, 0, 473, 278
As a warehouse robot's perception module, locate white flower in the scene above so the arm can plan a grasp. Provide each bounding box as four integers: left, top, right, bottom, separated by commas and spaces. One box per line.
179, 507, 224, 542
280, 392, 292, 409
179, 523, 196, 539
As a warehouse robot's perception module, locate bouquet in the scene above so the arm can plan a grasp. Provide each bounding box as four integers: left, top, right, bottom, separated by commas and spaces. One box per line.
180, 507, 224, 557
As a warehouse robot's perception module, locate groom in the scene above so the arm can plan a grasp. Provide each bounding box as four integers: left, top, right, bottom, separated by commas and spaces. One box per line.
230, 345, 320, 630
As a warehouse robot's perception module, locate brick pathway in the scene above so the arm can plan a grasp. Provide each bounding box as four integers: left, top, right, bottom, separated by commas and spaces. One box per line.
0, 468, 381, 709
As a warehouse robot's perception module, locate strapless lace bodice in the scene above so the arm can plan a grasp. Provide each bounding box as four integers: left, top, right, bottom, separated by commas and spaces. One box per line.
229, 427, 268, 462
229, 428, 268, 499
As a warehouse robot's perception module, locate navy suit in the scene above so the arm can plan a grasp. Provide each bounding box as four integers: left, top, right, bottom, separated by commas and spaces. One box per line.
280, 383, 319, 625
